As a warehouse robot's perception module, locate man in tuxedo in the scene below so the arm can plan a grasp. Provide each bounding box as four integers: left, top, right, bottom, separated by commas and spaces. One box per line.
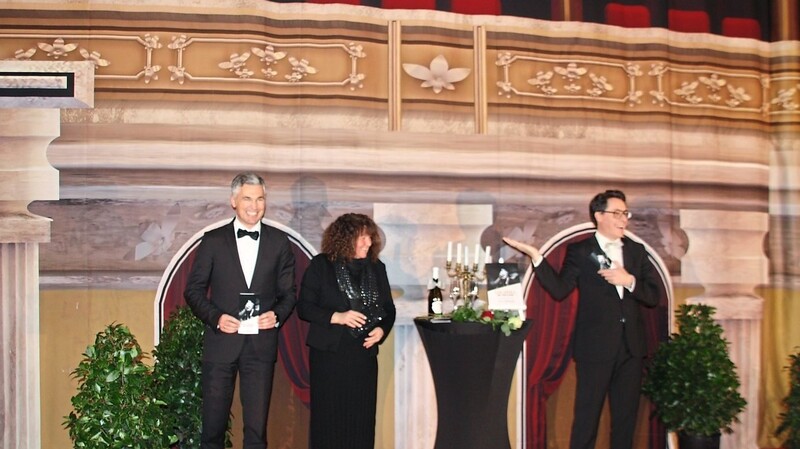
185, 172, 297, 449
504, 189, 660, 449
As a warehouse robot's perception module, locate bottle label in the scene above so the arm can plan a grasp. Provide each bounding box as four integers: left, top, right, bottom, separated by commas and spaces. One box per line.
431, 299, 442, 315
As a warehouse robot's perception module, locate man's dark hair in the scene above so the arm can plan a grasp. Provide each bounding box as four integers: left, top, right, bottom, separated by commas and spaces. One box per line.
589, 189, 627, 226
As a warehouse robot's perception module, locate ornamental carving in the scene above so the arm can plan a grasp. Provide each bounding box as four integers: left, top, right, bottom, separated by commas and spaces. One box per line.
496, 53, 644, 107
1, 18, 798, 127
648, 63, 762, 112
2, 33, 368, 90
402, 54, 471, 94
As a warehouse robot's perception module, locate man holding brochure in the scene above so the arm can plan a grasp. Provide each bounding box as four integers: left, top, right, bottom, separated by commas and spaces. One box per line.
185, 172, 297, 449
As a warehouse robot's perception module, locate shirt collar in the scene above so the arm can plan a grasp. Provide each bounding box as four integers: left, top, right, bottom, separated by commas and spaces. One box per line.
234, 218, 262, 233
595, 232, 623, 249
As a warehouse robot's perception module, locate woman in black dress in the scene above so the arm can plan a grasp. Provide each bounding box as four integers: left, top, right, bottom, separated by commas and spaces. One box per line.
297, 213, 396, 449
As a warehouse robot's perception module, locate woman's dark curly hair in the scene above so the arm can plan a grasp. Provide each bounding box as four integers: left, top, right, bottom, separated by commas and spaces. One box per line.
321, 213, 382, 262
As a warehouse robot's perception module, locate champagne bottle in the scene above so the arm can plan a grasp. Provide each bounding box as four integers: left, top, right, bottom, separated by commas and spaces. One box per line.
427, 267, 443, 316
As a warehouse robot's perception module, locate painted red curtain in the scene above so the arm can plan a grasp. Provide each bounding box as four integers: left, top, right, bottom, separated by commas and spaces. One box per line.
276, 248, 312, 405
524, 240, 580, 448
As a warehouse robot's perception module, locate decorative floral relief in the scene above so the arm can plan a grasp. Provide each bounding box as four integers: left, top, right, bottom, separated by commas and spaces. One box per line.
674, 81, 703, 104
403, 54, 471, 94
648, 63, 669, 106
501, 54, 625, 101
14, 47, 36, 60
771, 88, 799, 111
132, 205, 180, 261
204, 41, 363, 87
142, 64, 160, 83
167, 34, 189, 84
16, 37, 112, 70
252, 45, 286, 79
168, 34, 189, 50
726, 84, 751, 108
554, 62, 587, 80
219, 53, 254, 79
79, 48, 110, 68
285, 57, 317, 82
527, 71, 557, 95
344, 43, 366, 90
649, 65, 760, 109
700, 73, 726, 102
624, 63, 643, 106
37, 37, 77, 59
498, 53, 764, 112
700, 73, 726, 91
587, 73, 613, 97
140, 34, 162, 84
142, 34, 162, 51
649, 63, 669, 77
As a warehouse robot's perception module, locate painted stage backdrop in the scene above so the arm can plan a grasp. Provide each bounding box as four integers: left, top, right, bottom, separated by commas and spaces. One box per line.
1, 0, 798, 448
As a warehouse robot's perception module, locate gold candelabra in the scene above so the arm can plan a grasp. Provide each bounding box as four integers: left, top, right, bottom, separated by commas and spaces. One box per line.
445, 259, 485, 309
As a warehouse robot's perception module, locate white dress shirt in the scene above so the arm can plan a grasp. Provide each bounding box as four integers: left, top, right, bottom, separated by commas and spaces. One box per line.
234, 219, 261, 289
596, 233, 624, 298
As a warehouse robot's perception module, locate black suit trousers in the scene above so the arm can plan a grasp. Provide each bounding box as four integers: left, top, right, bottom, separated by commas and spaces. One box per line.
570, 334, 643, 449
201, 336, 276, 449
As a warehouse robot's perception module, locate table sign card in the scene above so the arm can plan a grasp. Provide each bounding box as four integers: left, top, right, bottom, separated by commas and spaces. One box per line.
485, 262, 525, 311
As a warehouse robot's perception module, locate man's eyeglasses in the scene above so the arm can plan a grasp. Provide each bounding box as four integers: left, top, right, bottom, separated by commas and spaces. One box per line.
600, 210, 632, 219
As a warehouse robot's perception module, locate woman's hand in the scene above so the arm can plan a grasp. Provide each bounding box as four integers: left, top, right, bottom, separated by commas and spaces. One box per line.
363, 327, 385, 349
331, 310, 367, 328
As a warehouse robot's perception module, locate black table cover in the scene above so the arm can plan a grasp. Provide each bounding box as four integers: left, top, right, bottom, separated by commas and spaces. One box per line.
414, 318, 532, 449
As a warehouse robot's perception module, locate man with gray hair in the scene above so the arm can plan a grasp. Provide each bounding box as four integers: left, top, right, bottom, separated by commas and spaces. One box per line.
185, 172, 297, 449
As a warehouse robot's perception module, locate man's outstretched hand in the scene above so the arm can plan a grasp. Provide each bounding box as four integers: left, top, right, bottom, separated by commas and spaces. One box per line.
503, 237, 542, 261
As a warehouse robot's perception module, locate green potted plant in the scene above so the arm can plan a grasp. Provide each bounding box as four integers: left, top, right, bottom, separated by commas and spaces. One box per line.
152, 306, 232, 449
642, 303, 746, 449
64, 323, 177, 449
776, 348, 800, 449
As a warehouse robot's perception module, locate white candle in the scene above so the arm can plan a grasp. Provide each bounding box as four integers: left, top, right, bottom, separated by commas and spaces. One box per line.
464, 245, 469, 267
447, 241, 453, 262
485, 245, 491, 264
474, 244, 480, 265
456, 243, 462, 264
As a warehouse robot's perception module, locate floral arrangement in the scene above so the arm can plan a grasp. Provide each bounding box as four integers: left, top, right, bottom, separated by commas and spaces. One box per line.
451, 305, 523, 336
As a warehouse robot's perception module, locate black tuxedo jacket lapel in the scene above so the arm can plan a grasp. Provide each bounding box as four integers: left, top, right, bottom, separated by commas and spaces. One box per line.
622, 237, 634, 272
249, 229, 271, 294
223, 221, 252, 292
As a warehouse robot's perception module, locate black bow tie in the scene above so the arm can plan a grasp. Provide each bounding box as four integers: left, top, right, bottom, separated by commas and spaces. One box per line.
237, 229, 259, 240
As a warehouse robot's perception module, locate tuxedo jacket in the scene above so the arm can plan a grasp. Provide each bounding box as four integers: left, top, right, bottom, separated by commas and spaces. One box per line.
534, 235, 660, 363
296, 254, 396, 356
184, 220, 297, 363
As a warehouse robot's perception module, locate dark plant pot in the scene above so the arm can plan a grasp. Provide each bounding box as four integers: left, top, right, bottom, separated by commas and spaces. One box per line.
678, 432, 721, 449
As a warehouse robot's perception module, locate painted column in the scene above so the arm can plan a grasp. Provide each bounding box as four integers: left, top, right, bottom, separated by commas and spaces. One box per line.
680, 209, 768, 449
0, 60, 93, 449
373, 202, 494, 449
